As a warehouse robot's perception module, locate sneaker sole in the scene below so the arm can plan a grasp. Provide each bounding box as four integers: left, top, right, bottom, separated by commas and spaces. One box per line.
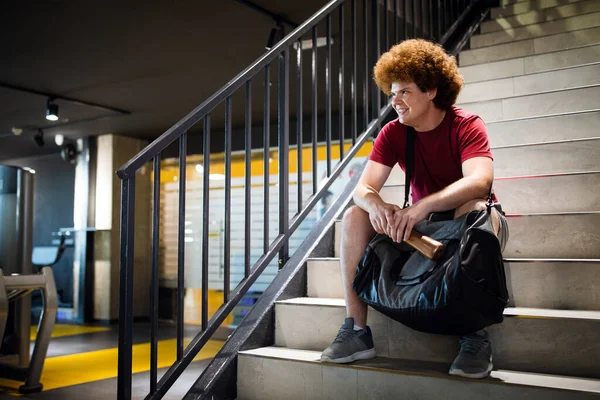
448, 363, 494, 379
320, 348, 376, 364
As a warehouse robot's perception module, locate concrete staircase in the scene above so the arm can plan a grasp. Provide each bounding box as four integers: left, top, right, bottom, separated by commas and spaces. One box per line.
237, 0, 600, 398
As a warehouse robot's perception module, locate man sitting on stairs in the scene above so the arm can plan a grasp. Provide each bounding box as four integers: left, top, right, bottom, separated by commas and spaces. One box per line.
320, 39, 509, 379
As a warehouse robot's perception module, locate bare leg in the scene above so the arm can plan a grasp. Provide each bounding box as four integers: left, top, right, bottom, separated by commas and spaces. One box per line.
454, 199, 501, 236
340, 205, 376, 328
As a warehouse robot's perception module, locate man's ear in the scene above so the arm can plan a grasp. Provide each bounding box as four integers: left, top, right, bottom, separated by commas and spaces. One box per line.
427, 88, 437, 100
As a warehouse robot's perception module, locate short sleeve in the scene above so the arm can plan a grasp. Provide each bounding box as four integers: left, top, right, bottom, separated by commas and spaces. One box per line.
458, 116, 493, 163
370, 122, 399, 167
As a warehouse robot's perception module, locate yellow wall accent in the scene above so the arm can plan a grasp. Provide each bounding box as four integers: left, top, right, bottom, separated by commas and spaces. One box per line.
159, 141, 374, 183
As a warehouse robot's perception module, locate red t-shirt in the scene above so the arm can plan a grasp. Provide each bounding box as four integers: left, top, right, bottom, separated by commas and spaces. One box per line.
370, 106, 496, 204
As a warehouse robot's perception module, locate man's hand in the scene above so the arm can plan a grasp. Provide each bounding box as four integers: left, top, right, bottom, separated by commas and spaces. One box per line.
387, 202, 431, 243
368, 203, 402, 235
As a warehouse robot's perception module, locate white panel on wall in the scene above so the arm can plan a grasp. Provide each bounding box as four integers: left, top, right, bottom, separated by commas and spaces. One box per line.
161, 172, 317, 293
160, 155, 368, 293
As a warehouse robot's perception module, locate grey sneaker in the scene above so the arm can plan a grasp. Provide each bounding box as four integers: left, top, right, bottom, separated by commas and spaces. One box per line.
449, 330, 493, 379
320, 317, 376, 363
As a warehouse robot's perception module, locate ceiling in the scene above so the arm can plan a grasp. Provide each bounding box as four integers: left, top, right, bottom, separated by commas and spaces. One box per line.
0, 0, 331, 162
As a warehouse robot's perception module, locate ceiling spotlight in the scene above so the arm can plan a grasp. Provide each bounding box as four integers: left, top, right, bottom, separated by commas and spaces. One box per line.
46, 99, 59, 121
33, 129, 45, 148
11, 127, 23, 136
54, 134, 64, 146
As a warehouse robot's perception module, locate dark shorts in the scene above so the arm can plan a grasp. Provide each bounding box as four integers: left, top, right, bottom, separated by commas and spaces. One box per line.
428, 204, 509, 252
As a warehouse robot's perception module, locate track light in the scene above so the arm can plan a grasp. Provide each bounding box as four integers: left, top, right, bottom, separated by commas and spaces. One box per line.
33, 129, 45, 148
46, 99, 59, 121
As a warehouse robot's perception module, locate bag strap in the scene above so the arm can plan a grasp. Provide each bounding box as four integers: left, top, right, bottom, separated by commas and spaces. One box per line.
403, 126, 417, 209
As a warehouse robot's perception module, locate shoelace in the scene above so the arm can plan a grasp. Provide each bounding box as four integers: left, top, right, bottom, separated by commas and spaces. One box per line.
459, 336, 489, 355
333, 328, 357, 344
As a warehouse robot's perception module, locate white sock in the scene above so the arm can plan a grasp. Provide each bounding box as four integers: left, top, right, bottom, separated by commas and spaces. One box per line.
353, 325, 365, 331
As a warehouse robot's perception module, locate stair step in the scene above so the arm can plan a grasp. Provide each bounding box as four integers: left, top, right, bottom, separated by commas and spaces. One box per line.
502, 0, 552, 5
493, 138, 600, 177
493, 172, 600, 213
460, 26, 600, 66
306, 258, 600, 310
238, 347, 600, 400
486, 110, 600, 147
503, 212, 600, 258
457, 85, 600, 122
491, 0, 588, 19
379, 172, 600, 214
483, 0, 600, 33
472, 11, 600, 49
383, 138, 600, 186
334, 212, 600, 259
461, 44, 600, 83
274, 298, 600, 378
459, 62, 600, 103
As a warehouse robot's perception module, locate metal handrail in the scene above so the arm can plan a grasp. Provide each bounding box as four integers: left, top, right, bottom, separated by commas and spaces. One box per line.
116, 0, 488, 398
116, 0, 344, 180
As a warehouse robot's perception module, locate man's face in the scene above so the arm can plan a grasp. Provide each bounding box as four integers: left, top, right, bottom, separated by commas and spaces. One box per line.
390, 81, 436, 127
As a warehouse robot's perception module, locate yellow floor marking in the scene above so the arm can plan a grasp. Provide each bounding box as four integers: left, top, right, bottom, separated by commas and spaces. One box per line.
0, 338, 223, 395
30, 324, 110, 340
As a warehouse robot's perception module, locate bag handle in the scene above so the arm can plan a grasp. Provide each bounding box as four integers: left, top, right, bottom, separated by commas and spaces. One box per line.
486, 185, 494, 213
403, 126, 417, 209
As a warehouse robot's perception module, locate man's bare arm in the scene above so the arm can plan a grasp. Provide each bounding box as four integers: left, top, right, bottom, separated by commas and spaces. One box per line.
417, 156, 494, 213
388, 156, 494, 242
353, 161, 395, 234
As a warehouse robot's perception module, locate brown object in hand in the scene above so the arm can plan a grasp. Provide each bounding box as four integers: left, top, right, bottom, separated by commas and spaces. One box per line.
405, 229, 445, 260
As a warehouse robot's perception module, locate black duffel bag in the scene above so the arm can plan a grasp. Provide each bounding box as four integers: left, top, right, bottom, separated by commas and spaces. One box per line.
352, 207, 509, 336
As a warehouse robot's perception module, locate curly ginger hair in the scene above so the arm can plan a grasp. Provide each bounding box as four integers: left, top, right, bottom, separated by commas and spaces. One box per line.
373, 39, 464, 110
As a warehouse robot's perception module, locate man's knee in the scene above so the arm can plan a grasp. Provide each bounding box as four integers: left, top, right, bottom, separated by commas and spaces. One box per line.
342, 205, 375, 236
342, 205, 368, 224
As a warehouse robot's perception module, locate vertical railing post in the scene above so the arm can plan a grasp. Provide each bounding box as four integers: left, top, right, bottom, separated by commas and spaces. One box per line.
410, 0, 420, 38
177, 133, 187, 361
311, 27, 318, 195
351, 0, 358, 145
372, 0, 381, 127
278, 48, 290, 268
150, 155, 160, 394
244, 82, 252, 279
264, 66, 271, 253
339, 4, 345, 161
428, 0, 434, 40
296, 40, 303, 214
325, 15, 332, 177
383, 0, 388, 52
394, 0, 399, 44
417, 0, 423, 38
117, 176, 135, 400
224, 97, 232, 302
201, 116, 211, 331
435, 0, 441, 41
403, 0, 408, 39
363, 0, 369, 129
